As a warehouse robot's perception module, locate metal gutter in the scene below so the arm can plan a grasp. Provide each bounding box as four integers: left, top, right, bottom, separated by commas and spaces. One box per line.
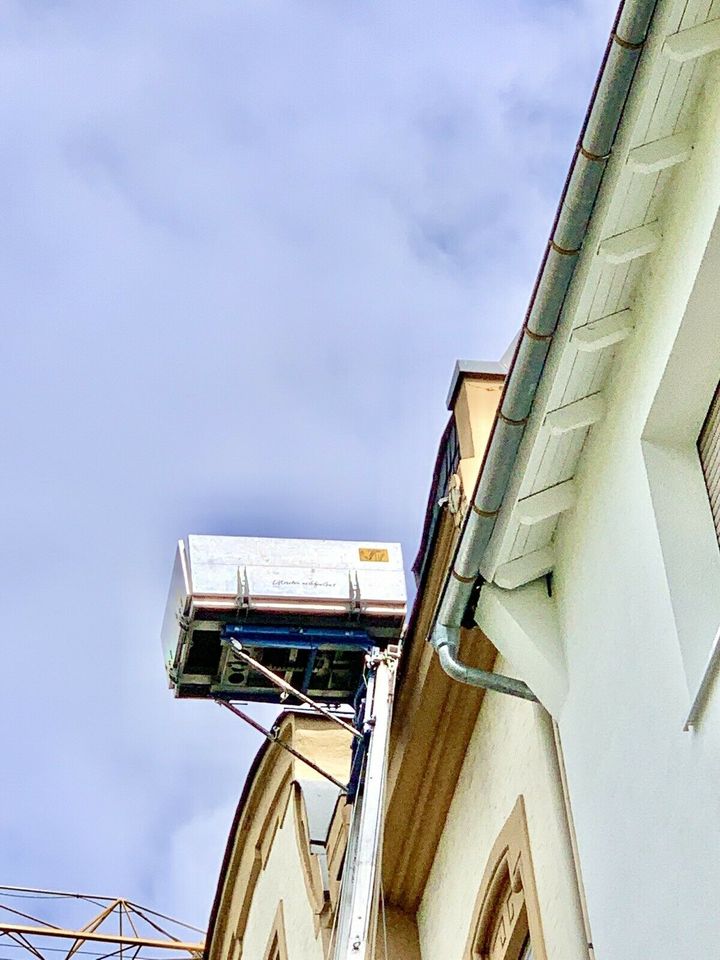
430, 0, 659, 679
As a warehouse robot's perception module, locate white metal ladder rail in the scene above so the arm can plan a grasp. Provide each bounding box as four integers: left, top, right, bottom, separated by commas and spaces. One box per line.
333, 649, 396, 960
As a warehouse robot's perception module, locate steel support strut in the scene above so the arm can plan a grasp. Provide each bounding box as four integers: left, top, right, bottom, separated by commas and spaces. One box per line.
221, 637, 363, 740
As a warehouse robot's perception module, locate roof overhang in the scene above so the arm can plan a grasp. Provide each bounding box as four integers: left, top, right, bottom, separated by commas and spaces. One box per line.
427, 0, 720, 650
482, 2, 720, 590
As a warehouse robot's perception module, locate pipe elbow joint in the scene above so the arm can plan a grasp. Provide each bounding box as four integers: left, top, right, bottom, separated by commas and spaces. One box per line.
430, 623, 538, 702
437, 639, 472, 684
431, 623, 460, 653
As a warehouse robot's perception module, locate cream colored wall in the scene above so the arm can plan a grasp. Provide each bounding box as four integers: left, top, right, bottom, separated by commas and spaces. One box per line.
241, 795, 325, 960
209, 720, 351, 960
416, 656, 587, 960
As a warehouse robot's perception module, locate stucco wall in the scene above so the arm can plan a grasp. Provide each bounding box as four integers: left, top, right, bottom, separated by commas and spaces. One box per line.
416, 657, 587, 960
553, 56, 720, 960
241, 794, 325, 960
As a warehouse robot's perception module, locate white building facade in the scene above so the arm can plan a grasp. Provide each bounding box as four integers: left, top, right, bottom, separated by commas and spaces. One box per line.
448, 1, 720, 956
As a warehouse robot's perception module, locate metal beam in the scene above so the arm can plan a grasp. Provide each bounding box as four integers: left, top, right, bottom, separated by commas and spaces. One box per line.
217, 701, 348, 793
222, 639, 362, 740
64, 901, 121, 960
0, 887, 117, 902
0, 924, 203, 952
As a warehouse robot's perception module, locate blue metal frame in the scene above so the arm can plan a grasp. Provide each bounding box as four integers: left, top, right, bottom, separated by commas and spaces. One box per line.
221, 624, 374, 651
219, 624, 373, 701
219, 623, 376, 799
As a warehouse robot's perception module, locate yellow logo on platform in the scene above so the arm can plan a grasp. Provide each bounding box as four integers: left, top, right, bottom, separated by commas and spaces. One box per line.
359, 547, 389, 562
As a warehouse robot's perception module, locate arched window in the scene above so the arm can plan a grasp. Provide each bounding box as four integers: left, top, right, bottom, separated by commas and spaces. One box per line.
464, 798, 546, 960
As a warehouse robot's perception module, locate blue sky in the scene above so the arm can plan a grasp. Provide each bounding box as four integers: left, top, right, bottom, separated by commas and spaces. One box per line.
1, 0, 615, 931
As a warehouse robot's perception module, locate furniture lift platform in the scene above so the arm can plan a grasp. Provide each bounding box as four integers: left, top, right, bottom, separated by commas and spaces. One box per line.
161, 535, 406, 706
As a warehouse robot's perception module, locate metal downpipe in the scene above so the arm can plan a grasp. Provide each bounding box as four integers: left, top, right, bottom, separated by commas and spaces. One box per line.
432, 624, 538, 702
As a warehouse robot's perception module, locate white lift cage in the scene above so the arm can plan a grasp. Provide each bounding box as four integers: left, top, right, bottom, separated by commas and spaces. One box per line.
161, 535, 406, 705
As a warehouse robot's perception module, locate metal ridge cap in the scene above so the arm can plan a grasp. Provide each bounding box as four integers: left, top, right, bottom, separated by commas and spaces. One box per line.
429, 0, 658, 635
445, 359, 507, 410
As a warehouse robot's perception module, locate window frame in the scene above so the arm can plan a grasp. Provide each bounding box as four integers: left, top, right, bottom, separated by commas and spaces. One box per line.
641, 213, 720, 728
463, 797, 547, 960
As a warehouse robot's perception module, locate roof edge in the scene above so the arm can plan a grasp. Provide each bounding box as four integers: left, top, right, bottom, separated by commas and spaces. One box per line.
445, 360, 507, 410
431, 0, 660, 634
203, 711, 346, 960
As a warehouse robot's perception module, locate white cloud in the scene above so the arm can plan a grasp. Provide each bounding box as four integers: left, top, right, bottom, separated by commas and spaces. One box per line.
157, 800, 238, 928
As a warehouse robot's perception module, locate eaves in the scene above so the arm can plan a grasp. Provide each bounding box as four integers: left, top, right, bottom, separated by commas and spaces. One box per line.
430, 0, 720, 637
482, 0, 720, 590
